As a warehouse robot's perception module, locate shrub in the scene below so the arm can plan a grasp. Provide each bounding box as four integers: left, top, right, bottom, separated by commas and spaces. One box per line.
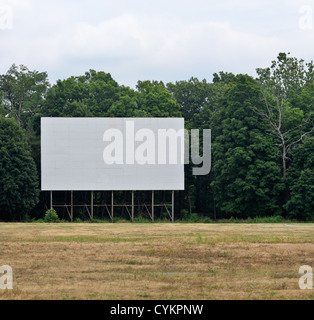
133, 216, 151, 223
44, 209, 60, 223
201, 217, 214, 223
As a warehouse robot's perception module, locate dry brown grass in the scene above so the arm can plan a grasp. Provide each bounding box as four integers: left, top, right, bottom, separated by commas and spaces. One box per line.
0, 223, 313, 300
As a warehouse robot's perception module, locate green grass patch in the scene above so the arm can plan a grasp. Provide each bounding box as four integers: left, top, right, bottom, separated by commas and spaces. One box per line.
52, 235, 138, 243
188, 233, 312, 245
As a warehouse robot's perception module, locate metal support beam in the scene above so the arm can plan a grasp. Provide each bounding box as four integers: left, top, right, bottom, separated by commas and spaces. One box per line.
47, 190, 174, 223
91, 191, 94, 220
152, 191, 155, 222
172, 190, 175, 223
85, 205, 92, 220
111, 191, 114, 223
71, 191, 74, 222
65, 205, 71, 221
132, 191, 134, 222
104, 204, 112, 221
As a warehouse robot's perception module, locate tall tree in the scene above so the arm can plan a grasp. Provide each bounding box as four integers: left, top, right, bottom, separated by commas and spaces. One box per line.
256, 53, 314, 179
211, 75, 284, 217
0, 64, 49, 127
284, 137, 314, 220
166, 75, 234, 218
167, 77, 213, 123
0, 117, 39, 221
43, 70, 121, 117
136, 80, 181, 117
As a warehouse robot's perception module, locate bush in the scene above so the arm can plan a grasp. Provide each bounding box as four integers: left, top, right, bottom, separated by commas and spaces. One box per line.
182, 213, 201, 222
91, 219, 110, 223
44, 209, 60, 223
201, 217, 214, 223
133, 216, 152, 223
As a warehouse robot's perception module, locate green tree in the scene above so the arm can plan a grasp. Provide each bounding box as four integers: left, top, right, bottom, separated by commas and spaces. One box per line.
211, 75, 284, 217
284, 137, 314, 220
166, 78, 212, 215
107, 95, 139, 117
167, 77, 213, 123
43, 70, 121, 117
166, 76, 234, 218
0, 117, 39, 221
136, 80, 181, 117
212, 71, 236, 85
0, 64, 49, 127
256, 53, 314, 179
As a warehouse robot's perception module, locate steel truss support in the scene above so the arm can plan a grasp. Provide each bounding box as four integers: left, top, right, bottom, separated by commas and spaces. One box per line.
111, 191, 114, 223
91, 191, 94, 220
172, 190, 175, 224
152, 191, 155, 222
132, 191, 134, 222
48, 190, 175, 223
71, 191, 73, 222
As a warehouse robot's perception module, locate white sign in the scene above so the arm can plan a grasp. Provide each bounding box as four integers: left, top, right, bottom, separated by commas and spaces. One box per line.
41, 118, 185, 191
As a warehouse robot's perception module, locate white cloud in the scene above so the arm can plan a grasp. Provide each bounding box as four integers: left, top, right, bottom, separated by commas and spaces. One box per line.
0, 0, 313, 87
68, 14, 144, 58
57, 14, 284, 83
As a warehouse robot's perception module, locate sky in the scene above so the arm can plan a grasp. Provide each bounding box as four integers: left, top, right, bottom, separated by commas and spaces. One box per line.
0, 0, 313, 88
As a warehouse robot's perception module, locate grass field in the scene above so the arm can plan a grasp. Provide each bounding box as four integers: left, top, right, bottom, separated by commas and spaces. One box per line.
0, 223, 313, 300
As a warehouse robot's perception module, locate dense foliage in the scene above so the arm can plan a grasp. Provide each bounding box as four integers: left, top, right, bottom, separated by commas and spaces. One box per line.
0, 117, 39, 221
0, 53, 313, 221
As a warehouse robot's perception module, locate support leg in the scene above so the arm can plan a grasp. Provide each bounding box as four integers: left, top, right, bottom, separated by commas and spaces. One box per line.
172, 190, 175, 224
132, 191, 134, 222
152, 190, 155, 222
111, 191, 114, 223
71, 191, 73, 222
91, 191, 94, 221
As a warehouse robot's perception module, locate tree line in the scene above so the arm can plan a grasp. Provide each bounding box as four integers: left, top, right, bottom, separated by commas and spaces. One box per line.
0, 52, 313, 221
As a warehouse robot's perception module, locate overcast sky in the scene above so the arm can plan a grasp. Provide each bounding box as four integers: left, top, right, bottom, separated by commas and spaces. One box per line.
0, 0, 313, 87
